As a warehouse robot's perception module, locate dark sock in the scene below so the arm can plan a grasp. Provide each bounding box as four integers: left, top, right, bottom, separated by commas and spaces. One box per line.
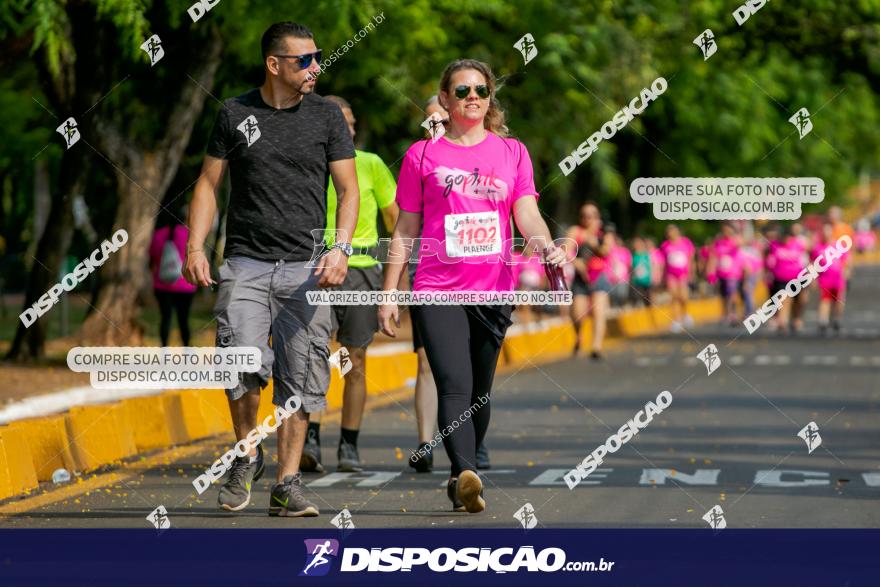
307, 422, 321, 445
340, 427, 359, 447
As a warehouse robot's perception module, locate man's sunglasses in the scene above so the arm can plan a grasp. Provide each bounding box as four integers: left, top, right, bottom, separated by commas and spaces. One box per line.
453, 84, 490, 99
273, 49, 323, 69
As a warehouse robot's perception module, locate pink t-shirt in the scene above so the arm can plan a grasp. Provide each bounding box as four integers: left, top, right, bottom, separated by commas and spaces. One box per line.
661, 237, 694, 278
812, 242, 847, 289
149, 225, 197, 294
713, 237, 743, 280
396, 133, 537, 291
740, 245, 763, 276
771, 237, 808, 281
608, 245, 632, 284
855, 230, 876, 252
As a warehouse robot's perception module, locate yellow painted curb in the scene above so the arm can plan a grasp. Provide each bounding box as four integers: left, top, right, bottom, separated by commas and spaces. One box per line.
174, 389, 233, 441
0, 426, 39, 499
65, 402, 137, 472
7, 416, 76, 482
125, 395, 189, 452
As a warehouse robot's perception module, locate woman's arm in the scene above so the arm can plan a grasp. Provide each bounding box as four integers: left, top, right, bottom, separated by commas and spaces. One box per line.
379, 210, 422, 337
512, 196, 566, 265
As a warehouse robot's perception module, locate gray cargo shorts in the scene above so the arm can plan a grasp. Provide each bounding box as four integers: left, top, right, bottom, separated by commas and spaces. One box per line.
213, 256, 331, 413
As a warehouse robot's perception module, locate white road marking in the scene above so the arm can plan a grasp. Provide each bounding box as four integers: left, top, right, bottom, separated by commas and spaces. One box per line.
639, 469, 720, 485
307, 471, 401, 488
754, 469, 829, 487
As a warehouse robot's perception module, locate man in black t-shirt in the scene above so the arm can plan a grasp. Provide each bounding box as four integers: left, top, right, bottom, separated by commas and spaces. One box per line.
184, 22, 359, 518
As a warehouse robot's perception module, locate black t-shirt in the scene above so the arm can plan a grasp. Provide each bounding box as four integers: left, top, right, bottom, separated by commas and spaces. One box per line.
206, 89, 355, 261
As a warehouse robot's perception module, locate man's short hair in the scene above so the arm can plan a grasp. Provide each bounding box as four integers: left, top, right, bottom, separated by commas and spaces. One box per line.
324, 95, 352, 112
261, 22, 313, 60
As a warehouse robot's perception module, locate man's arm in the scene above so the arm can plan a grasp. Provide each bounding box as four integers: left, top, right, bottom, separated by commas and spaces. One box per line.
184, 156, 227, 287
316, 158, 360, 287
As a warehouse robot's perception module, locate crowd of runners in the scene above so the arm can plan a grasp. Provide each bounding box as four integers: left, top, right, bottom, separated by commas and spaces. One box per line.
176, 20, 876, 520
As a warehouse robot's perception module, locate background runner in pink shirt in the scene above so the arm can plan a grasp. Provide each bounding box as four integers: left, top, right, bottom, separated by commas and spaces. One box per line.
813, 221, 849, 335
660, 224, 694, 331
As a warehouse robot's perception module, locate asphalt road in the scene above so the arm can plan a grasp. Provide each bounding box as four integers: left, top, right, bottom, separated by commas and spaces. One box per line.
2, 266, 878, 530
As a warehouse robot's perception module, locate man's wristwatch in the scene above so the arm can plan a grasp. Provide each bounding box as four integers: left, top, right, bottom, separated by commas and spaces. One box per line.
331, 242, 353, 257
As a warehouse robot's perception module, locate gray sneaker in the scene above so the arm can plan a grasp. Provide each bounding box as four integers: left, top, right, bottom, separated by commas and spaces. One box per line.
300, 429, 325, 473
268, 473, 319, 517
337, 442, 363, 472
218, 444, 264, 511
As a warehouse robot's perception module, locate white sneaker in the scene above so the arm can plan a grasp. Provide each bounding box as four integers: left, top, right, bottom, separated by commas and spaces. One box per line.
671, 321, 683, 333
683, 315, 694, 328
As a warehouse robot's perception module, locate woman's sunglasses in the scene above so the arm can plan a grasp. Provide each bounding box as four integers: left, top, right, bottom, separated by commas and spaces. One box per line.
273, 49, 323, 69
453, 84, 490, 99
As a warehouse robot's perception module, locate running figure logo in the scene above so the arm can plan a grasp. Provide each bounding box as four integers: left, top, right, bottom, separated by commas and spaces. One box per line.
236, 115, 261, 147
797, 421, 822, 454
56, 117, 80, 149
697, 344, 721, 376
299, 539, 340, 577
514, 33, 538, 65
693, 29, 717, 60
140, 34, 165, 66
514, 502, 538, 529
420, 111, 446, 143
330, 347, 353, 377
146, 505, 171, 530
788, 108, 813, 139
330, 508, 355, 531
702, 505, 727, 530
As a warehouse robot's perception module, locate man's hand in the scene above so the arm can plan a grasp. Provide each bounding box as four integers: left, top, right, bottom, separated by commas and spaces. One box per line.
184, 250, 214, 287
542, 244, 567, 266
378, 303, 400, 337
315, 247, 348, 287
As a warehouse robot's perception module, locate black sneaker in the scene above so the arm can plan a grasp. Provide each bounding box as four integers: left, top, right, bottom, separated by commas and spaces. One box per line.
337, 442, 363, 472
268, 473, 319, 517
409, 443, 433, 473
218, 444, 264, 512
446, 478, 466, 512
475, 442, 491, 470
300, 429, 324, 473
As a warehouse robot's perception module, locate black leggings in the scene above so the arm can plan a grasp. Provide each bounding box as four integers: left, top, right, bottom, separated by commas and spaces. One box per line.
155, 291, 195, 346
412, 305, 507, 477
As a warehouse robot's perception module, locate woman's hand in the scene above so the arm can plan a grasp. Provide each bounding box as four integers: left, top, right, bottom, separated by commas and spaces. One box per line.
378, 302, 400, 337
542, 244, 567, 266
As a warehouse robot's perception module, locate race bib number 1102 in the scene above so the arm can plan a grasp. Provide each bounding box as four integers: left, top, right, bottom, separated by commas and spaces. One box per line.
445, 210, 502, 258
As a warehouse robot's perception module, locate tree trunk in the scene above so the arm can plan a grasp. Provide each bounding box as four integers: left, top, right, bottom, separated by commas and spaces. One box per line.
76, 30, 223, 345
7, 150, 87, 360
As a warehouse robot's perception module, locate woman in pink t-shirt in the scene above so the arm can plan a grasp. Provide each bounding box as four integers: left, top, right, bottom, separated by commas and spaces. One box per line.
707, 222, 744, 326
660, 224, 695, 332
149, 212, 198, 346
813, 221, 848, 335
378, 59, 565, 515
769, 225, 810, 333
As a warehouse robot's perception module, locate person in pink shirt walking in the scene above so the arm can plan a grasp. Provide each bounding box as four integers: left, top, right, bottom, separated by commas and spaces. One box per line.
707, 222, 744, 326
660, 224, 695, 332
813, 221, 849, 335
149, 208, 198, 346
607, 229, 632, 308
768, 225, 810, 333
377, 59, 566, 514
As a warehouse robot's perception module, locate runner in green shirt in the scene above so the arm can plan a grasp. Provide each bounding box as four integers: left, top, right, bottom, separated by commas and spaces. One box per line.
301, 95, 399, 473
